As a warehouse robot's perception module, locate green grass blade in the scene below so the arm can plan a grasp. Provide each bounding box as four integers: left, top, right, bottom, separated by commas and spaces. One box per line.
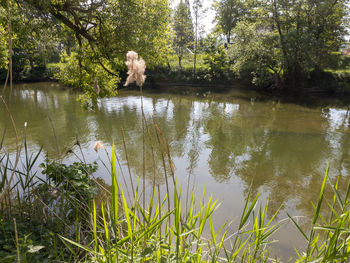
59, 235, 96, 255
111, 141, 119, 238
93, 199, 98, 250
287, 213, 309, 241
239, 192, 260, 230
327, 176, 343, 210
313, 165, 329, 225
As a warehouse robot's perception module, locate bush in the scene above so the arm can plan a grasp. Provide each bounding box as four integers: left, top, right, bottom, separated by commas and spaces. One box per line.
228, 21, 283, 88
55, 51, 119, 105
0, 218, 55, 263
0, 153, 100, 262
203, 36, 232, 81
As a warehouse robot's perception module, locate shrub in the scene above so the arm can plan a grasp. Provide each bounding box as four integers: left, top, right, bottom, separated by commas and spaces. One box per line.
55, 51, 119, 105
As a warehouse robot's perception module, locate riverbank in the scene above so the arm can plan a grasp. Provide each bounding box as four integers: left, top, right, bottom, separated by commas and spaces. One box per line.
4, 61, 350, 99
3, 61, 350, 110
135, 68, 350, 106
123, 78, 350, 108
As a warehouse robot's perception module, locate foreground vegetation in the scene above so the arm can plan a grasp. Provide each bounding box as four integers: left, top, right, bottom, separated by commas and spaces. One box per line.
1, 123, 350, 262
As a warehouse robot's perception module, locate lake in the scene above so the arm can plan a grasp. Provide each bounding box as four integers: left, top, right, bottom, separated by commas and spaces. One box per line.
1, 82, 350, 260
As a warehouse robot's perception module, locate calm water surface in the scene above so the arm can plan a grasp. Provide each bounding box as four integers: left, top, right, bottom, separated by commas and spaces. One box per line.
1, 82, 350, 260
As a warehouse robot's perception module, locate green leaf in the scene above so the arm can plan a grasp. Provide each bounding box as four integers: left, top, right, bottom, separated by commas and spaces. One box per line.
313, 165, 329, 225
287, 213, 309, 241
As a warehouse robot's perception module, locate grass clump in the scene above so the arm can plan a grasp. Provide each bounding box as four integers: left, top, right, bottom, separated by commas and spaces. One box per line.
59, 143, 280, 262
289, 166, 350, 262
0, 142, 100, 262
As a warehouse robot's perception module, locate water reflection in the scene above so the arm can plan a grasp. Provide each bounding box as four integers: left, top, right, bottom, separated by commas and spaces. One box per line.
1, 83, 350, 258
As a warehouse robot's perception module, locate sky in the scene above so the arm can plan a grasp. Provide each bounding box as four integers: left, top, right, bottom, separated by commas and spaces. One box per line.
171, 0, 216, 35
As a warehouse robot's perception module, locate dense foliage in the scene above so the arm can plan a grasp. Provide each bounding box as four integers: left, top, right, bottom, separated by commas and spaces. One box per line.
0, 0, 349, 95
0, 0, 172, 98
0, 155, 99, 262
213, 0, 249, 44
228, 0, 348, 88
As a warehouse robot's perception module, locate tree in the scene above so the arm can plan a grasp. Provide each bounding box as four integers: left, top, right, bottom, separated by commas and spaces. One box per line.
229, 21, 282, 87
174, 0, 194, 69
16, 0, 172, 100
229, 0, 348, 89
213, 0, 246, 44
192, 0, 205, 75
270, 0, 347, 86
203, 35, 231, 81
0, 0, 61, 82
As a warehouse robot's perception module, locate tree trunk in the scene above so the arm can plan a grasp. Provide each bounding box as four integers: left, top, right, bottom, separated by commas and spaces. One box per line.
29, 57, 34, 71
166, 57, 171, 72
193, 50, 197, 76
7, 0, 12, 91
193, 14, 198, 76
178, 53, 182, 70
272, 0, 289, 78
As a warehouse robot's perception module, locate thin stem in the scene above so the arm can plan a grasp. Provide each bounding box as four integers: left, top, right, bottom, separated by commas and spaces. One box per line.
143, 112, 157, 217
7, 0, 12, 92
121, 127, 135, 198
140, 85, 146, 215
153, 122, 170, 214
47, 113, 60, 158
13, 218, 20, 263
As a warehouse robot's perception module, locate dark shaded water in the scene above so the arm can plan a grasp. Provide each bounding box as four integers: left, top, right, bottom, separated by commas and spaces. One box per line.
1, 82, 350, 259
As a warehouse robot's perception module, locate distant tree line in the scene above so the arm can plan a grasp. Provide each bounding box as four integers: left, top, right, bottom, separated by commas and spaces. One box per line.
0, 0, 348, 99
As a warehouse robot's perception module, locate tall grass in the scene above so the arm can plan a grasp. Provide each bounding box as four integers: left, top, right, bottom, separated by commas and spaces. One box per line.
59, 142, 281, 262
288, 165, 350, 262
57, 145, 350, 262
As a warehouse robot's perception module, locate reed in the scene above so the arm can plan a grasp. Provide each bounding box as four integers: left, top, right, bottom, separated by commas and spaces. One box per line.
123, 50, 147, 214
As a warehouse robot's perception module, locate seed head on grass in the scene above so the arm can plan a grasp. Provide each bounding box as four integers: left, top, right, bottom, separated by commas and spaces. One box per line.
94, 141, 105, 152
124, 51, 146, 87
